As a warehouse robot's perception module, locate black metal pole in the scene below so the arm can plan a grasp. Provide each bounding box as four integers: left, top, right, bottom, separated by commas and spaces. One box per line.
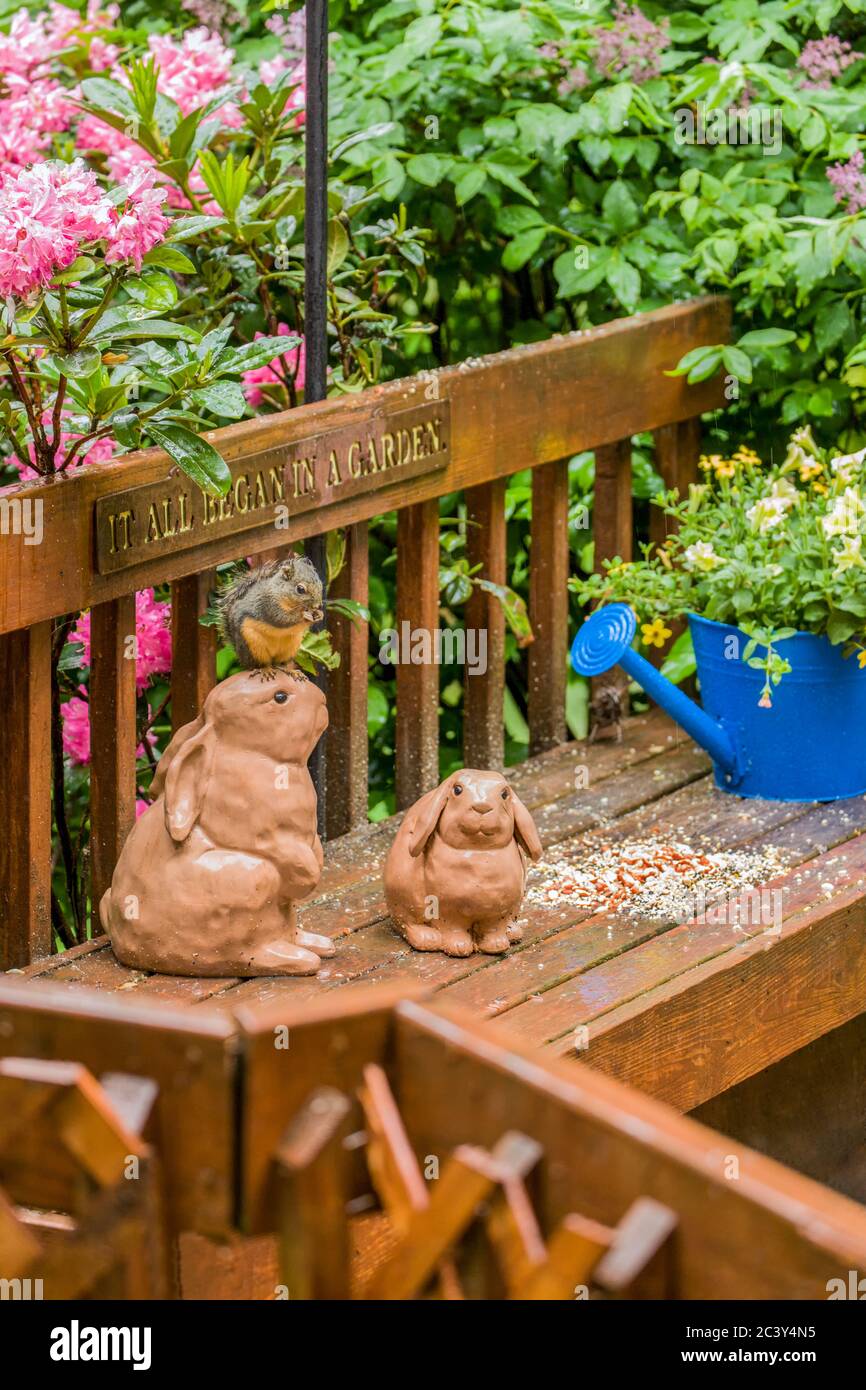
305, 0, 329, 836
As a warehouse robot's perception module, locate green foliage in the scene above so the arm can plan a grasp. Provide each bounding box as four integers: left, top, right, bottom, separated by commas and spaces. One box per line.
570, 429, 866, 691
326, 0, 866, 456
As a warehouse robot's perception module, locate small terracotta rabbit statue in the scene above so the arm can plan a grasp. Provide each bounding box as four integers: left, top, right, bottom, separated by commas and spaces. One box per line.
100, 668, 334, 976
384, 769, 543, 957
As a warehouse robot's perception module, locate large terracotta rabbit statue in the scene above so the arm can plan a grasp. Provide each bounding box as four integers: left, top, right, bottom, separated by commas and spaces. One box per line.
101, 668, 334, 976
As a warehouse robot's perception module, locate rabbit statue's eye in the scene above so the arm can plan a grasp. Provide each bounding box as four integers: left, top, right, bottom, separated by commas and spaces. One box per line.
501, 789, 509, 800
274, 691, 289, 704
453, 784, 463, 795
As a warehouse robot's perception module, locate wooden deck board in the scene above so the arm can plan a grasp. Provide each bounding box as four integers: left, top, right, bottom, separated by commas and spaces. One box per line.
9, 712, 866, 1113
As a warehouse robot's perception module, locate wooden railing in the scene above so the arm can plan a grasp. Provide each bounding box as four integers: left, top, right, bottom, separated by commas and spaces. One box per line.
2, 980, 864, 1300
0, 297, 730, 969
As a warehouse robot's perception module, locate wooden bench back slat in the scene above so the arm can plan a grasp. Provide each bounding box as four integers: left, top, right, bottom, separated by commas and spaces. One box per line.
395, 499, 441, 809
170, 571, 217, 734
0, 624, 52, 968
591, 438, 634, 708
463, 479, 507, 770
528, 459, 570, 754
651, 418, 701, 549
326, 521, 370, 838
89, 595, 138, 916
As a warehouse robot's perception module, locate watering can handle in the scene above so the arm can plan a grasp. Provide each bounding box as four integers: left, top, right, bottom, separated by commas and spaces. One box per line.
570, 604, 740, 782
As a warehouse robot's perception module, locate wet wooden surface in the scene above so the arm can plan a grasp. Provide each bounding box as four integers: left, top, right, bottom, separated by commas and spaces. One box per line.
11, 709, 866, 1111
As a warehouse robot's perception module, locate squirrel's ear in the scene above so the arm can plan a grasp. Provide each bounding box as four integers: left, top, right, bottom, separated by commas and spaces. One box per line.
407, 777, 454, 857
164, 723, 216, 843
512, 792, 543, 863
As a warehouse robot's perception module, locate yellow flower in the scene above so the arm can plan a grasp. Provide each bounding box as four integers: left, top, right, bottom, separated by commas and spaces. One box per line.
641, 618, 672, 649
733, 445, 761, 467
858, 650, 866, 670
700, 453, 740, 479
799, 459, 823, 482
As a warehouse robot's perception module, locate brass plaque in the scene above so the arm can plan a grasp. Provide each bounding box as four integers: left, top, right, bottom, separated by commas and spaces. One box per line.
94, 400, 451, 574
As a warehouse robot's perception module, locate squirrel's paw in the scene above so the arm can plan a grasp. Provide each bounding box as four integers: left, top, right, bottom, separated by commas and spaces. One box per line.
250, 666, 278, 682
281, 666, 308, 682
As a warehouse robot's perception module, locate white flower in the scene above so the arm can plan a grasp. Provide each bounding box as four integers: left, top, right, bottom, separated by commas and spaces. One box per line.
790, 424, 818, 454
832, 533, 865, 575
683, 541, 721, 572
829, 447, 866, 483
783, 442, 809, 474
746, 494, 792, 534
770, 476, 799, 503
822, 487, 866, 538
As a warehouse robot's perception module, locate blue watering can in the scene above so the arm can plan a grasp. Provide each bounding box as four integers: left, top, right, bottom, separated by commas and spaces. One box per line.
570, 603, 866, 802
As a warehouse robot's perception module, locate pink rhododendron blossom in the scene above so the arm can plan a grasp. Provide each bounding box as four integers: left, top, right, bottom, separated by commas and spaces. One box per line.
0, 158, 117, 298
60, 687, 158, 766
70, 589, 172, 696
827, 149, 866, 214
0, 77, 78, 169
798, 35, 862, 89
592, 2, 669, 83
60, 688, 91, 764
242, 325, 306, 406
104, 164, 170, 270
11, 426, 114, 482
0, 3, 118, 80
146, 27, 242, 125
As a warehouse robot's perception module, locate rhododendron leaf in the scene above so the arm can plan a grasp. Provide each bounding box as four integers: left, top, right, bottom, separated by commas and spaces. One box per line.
197, 323, 235, 363
157, 158, 194, 185
166, 215, 228, 241
154, 93, 184, 140
145, 422, 231, 497
52, 258, 96, 286
213, 335, 301, 376
111, 412, 142, 450
80, 77, 138, 119
199, 150, 251, 219
49, 347, 103, 379
124, 272, 178, 312
93, 318, 201, 344
327, 220, 350, 274
191, 381, 247, 420
143, 247, 196, 274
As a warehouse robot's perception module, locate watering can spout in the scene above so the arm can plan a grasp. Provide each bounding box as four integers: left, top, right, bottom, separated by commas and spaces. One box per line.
570, 604, 741, 784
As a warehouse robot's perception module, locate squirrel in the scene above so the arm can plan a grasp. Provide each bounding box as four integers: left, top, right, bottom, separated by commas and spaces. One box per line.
588, 680, 624, 743
218, 554, 324, 679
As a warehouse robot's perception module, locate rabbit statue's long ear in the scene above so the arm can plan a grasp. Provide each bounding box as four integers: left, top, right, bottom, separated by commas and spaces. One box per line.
407, 777, 454, 857
512, 791, 543, 862
150, 712, 205, 800
164, 722, 217, 843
